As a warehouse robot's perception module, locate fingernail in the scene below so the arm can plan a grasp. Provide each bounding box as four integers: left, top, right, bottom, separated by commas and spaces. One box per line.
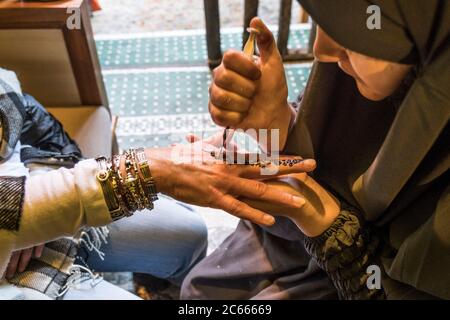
263, 214, 275, 225
302, 159, 316, 168
293, 196, 306, 208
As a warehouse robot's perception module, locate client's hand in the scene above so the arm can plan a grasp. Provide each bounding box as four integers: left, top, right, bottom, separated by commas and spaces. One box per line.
242, 173, 341, 237
6, 244, 45, 279
144, 145, 316, 226
184, 131, 243, 153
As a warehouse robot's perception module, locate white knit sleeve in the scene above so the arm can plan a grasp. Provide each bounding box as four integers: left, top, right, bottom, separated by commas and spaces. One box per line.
0, 159, 111, 253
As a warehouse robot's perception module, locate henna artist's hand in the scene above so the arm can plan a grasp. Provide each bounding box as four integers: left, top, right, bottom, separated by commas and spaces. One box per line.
145, 147, 317, 226
209, 17, 295, 150
242, 173, 341, 237
6, 244, 45, 279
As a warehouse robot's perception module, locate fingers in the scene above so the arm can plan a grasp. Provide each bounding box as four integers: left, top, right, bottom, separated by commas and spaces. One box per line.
263, 158, 317, 177
6, 247, 38, 279
209, 74, 253, 126
186, 133, 201, 143
228, 177, 306, 210
18, 248, 33, 273
34, 244, 45, 258
186, 132, 224, 147
220, 153, 317, 178
213, 67, 257, 99
6, 251, 21, 279
210, 83, 252, 113
209, 49, 261, 128
221, 50, 261, 80
218, 194, 275, 226
209, 101, 246, 127
240, 160, 316, 179
184, 132, 239, 158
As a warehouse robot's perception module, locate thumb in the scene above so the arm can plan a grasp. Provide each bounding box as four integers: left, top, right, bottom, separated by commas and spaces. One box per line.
250, 17, 278, 64
185, 133, 201, 143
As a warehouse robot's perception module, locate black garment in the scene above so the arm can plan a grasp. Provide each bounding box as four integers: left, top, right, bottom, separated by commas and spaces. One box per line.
181, 219, 338, 300
300, 0, 450, 66
295, 0, 450, 299
20, 94, 83, 167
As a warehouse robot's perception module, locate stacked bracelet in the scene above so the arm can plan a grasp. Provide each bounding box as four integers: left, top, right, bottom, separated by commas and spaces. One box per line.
95, 148, 158, 221
132, 147, 158, 209
96, 157, 124, 221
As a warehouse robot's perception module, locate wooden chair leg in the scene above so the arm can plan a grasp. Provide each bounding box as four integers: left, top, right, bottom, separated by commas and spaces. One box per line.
277, 0, 292, 59
204, 0, 222, 69
243, 0, 259, 48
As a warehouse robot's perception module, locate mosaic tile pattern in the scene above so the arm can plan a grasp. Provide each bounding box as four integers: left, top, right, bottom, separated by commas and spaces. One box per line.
103, 64, 311, 150
96, 26, 310, 69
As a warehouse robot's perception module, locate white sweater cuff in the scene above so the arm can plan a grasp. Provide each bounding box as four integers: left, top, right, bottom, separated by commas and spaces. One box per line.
74, 159, 112, 227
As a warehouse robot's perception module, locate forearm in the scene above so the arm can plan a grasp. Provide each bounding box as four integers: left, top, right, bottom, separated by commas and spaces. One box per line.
242, 174, 385, 299
303, 205, 385, 300
144, 147, 174, 195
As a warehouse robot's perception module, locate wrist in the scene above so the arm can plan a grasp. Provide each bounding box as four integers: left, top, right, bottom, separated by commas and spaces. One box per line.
266, 101, 294, 152
290, 197, 341, 237
96, 148, 161, 220
144, 148, 174, 195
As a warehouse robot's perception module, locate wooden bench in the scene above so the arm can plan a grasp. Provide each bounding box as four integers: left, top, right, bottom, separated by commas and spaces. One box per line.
0, 0, 117, 158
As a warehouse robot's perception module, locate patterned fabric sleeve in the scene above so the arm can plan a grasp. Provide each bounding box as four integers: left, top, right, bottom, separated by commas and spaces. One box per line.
0, 176, 26, 232
303, 205, 385, 300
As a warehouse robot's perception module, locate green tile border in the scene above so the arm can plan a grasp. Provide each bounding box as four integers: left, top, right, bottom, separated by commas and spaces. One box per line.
96, 26, 311, 69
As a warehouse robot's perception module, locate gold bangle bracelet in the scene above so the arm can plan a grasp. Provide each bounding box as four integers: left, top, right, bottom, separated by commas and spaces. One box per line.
134, 147, 158, 203
95, 156, 126, 221
95, 148, 159, 221
109, 157, 132, 217
127, 150, 150, 210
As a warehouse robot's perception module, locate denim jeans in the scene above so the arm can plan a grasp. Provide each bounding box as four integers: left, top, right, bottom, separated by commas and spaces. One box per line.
63, 196, 208, 300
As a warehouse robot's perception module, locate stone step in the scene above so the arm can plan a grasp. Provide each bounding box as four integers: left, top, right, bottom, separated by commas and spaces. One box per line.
96, 24, 311, 69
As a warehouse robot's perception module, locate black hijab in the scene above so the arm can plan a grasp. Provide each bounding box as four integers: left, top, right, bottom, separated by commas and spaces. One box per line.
280, 0, 450, 298
300, 0, 449, 65
290, 0, 450, 221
